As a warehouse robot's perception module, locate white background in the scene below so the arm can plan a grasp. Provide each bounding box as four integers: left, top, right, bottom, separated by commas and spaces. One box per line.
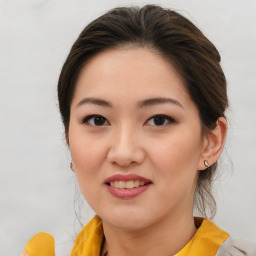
0, 0, 256, 255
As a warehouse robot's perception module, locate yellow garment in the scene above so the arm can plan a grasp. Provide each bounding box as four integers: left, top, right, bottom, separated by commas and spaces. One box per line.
70, 215, 229, 256
176, 217, 229, 256
21, 232, 55, 256
23, 216, 229, 255
70, 216, 104, 256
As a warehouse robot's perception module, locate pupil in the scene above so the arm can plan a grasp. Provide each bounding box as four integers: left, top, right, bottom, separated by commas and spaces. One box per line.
154, 116, 165, 125
94, 116, 105, 126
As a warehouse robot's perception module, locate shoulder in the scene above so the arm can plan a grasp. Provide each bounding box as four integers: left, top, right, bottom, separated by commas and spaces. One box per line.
217, 237, 256, 256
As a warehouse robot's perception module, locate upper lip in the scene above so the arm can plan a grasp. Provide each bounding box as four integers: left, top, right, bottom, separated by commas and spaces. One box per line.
104, 174, 152, 184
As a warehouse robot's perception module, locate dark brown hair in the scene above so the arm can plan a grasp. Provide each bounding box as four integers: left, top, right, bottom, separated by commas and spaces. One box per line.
57, 4, 228, 218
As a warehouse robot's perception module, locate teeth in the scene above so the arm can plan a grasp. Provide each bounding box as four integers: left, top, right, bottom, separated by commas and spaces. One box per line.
119, 181, 125, 189
134, 180, 140, 187
109, 180, 147, 189
139, 181, 145, 186
126, 180, 134, 189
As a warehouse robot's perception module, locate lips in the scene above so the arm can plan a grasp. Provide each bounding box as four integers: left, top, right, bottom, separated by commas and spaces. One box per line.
104, 174, 152, 199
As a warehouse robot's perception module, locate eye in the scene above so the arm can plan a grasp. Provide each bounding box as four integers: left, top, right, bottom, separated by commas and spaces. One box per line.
82, 115, 109, 126
146, 114, 175, 126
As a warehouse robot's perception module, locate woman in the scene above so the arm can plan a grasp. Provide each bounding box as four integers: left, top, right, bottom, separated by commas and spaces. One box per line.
22, 4, 255, 256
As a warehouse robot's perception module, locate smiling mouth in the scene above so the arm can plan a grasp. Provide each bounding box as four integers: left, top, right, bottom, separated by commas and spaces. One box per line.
107, 180, 151, 189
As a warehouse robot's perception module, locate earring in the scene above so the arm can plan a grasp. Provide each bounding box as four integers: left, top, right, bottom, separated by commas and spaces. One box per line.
204, 160, 209, 168
70, 162, 74, 172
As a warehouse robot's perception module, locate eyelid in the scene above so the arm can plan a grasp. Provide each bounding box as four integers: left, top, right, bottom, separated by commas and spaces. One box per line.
81, 114, 110, 126
145, 114, 175, 126
81, 114, 175, 127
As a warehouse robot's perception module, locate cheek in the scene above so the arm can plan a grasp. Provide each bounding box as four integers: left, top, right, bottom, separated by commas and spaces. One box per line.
69, 134, 108, 206
149, 130, 202, 193
152, 133, 201, 170
69, 132, 107, 181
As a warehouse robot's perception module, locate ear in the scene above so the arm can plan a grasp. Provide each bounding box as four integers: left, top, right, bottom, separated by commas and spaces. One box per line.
198, 117, 228, 170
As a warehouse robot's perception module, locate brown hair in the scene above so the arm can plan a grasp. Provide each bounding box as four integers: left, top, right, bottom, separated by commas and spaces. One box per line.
57, 5, 228, 218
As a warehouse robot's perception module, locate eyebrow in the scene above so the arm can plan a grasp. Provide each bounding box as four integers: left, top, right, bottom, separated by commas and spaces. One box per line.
76, 97, 113, 108
138, 97, 184, 108
76, 97, 183, 109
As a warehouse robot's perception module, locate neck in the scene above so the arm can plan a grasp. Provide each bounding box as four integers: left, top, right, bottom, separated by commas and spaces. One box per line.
101, 211, 197, 256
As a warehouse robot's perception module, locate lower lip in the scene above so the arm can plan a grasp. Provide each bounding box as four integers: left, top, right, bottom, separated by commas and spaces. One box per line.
106, 184, 151, 199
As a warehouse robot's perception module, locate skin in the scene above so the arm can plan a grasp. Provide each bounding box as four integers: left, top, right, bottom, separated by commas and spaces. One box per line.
68, 47, 227, 255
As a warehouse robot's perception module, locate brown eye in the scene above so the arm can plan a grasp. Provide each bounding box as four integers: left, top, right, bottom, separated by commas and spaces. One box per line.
146, 114, 175, 126
82, 115, 109, 126
153, 116, 166, 125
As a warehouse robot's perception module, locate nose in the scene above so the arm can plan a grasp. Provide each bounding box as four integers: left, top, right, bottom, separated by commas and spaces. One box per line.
107, 125, 145, 167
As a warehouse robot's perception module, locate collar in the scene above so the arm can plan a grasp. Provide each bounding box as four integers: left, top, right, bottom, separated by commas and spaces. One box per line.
70, 216, 104, 256
175, 217, 229, 255
70, 216, 229, 256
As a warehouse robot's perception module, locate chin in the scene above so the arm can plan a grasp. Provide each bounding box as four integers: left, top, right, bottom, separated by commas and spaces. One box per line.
107, 217, 150, 231
98, 207, 156, 231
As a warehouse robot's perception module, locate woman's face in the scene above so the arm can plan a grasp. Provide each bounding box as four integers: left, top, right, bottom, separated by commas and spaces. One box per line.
69, 47, 207, 230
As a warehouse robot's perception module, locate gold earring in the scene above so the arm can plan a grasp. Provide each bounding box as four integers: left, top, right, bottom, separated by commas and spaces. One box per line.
204, 160, 209, 168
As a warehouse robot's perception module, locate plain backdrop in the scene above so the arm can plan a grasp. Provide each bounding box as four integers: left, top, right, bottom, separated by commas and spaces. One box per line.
0, 0, 256, 255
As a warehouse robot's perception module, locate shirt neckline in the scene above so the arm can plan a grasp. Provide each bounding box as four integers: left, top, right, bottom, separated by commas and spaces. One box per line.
70, 215, 229, 256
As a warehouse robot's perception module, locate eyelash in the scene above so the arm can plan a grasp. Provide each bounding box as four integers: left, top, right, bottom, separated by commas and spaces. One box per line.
81, 114, 175, 127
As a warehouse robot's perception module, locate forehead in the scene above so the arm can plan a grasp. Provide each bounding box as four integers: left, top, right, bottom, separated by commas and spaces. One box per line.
72, 47, 192, 109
